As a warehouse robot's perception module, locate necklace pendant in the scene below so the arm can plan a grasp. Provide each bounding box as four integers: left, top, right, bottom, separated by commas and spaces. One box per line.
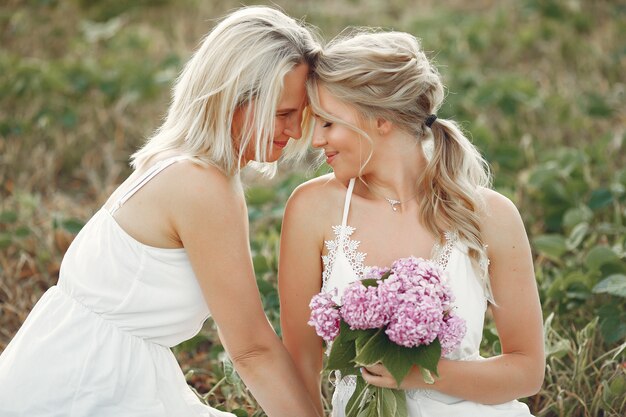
386, 198, 401, 212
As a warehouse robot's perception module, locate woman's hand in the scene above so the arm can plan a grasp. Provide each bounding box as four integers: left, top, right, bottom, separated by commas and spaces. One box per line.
361, 360, 451, 391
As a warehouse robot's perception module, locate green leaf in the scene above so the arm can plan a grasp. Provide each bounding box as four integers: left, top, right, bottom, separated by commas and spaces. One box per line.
599, 310, 626, 344
593, 274, 626, 298
360, 278, 378, 288
252, 254, 270, 274
345, 376, 370, 417
545, 339, 572, 359
588, 188, 613, 210
565, 222, 588, 250
420, 367, 435, 384
245, 186, 276, 206
222, 357, 241, 385
0, 233, 11, 249
381, 343, 417, 387
533, 234, 567, 259
392, 388, 408, 417
585, 246, 619, 271
410, 339, 442, 378
255, 278, 274, 296
358, 397, 378, 417
326, 322, 358, 375
354, 329, 386, 366
0, 211, 18, 223
60, 218, 85, 234
608, 373, 626, 397
562, 206, 593, 228
348, 328, 377, 343
378, 387, 398, 417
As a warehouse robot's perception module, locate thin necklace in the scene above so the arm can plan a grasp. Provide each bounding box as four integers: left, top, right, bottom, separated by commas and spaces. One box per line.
363, 182, 418, 212
383, 195, 417, 212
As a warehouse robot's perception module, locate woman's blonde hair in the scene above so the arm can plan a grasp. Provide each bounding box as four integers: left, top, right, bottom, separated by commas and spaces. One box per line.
131, 6, 321, 175
309, 30, 494, 301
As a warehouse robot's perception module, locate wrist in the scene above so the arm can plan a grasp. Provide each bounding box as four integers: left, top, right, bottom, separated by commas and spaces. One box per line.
403, 359, 450, 390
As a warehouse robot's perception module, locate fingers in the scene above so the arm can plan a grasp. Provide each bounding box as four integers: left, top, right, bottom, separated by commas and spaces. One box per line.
363, 363, 386, 376
361, 366, 393, 388
360, 367, 380, 383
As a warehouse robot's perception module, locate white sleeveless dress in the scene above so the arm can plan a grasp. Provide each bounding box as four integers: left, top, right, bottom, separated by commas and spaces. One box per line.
322, 179, 534, 417
0, 156, 234, 417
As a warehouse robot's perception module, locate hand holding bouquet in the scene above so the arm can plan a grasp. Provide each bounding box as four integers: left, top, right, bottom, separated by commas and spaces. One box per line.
308, 256, 466, 417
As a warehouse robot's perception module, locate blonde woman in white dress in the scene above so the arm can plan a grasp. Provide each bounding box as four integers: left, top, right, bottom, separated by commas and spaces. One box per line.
0, 7, 322, 417
278, 30, 544, 416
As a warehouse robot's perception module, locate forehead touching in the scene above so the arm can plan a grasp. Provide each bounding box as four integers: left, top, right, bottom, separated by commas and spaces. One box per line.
313, 84, 360, 124
277, 63, 309, 112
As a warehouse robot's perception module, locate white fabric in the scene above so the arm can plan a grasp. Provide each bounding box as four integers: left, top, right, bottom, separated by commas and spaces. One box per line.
323, 178, 534, 417
0, 156, 234, 417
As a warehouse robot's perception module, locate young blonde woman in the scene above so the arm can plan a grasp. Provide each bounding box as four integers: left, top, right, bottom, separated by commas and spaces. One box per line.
0, 7, 322, 417
279, 30, 544, 416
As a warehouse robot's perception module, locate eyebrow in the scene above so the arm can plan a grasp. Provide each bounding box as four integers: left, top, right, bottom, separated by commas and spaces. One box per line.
313, 112, 336, 119
277, 97, 308, 113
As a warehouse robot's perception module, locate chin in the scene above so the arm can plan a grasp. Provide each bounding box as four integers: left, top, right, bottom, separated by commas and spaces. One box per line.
330, 169, 356, 183
265, 153, 282, 163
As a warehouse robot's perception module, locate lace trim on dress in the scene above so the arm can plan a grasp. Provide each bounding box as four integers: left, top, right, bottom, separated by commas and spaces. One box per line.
431, 230, 459, 270
323, 229, 459, 294
321, 225, 366, 292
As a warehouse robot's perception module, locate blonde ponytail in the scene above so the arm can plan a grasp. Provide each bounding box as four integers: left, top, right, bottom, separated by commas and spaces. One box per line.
421, 118, 493, 301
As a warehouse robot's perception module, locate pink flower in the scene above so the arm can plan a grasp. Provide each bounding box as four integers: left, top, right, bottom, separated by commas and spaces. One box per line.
309, 255, 466, 356
340, 282, 393, 330
308, 292, 340, 342
363, 266, 390, 280
438, 312, 466, 356
385, 295, 444, 348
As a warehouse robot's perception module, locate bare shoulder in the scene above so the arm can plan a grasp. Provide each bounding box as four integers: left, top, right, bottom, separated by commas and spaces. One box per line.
478, 188, 521, 220
161, 161, 244, 216
286, 173, 347, 217
283, 173, 349, 241
477, 187, 528, 252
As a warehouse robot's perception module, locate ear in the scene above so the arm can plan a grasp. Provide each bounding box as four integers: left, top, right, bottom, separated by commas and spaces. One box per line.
376, 118, 393, 136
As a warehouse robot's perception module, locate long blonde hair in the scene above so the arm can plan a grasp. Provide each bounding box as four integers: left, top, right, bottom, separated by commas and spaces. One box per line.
309, 30, 494, 300
131, 6, 321, 175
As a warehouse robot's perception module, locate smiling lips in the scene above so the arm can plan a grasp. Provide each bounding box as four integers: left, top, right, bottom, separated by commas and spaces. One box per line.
273, 140, 289, 149
325, 151, 338, 164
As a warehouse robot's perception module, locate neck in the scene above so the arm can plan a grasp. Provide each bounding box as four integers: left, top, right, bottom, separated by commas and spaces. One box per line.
360, 137, 427, 202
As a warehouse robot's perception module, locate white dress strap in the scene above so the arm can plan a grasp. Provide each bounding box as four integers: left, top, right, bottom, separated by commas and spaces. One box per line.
340, 178, 356, 227
109, 155, 189, 215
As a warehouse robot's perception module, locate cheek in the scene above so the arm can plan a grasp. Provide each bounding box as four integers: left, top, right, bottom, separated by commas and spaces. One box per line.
333, 129, 357, 150
273, 119, 286, 138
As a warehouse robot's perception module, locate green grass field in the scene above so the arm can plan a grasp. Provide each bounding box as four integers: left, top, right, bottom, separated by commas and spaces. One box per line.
1, 0, 625, 415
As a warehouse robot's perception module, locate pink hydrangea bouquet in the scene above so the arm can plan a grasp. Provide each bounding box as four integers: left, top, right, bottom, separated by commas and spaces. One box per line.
308, 256, 466, 417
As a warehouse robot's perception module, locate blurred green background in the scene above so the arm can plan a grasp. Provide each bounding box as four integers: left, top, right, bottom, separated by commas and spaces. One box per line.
1, 0, 625, 416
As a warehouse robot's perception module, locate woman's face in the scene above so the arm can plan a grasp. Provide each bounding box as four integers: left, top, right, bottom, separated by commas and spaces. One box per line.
311, 85, 374, 181
234, 63, 309, 164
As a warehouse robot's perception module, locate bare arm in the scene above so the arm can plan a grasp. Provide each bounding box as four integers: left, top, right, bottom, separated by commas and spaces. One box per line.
363, 190, 545, 404
278, 182, 329, 416
171, 164, 320, 417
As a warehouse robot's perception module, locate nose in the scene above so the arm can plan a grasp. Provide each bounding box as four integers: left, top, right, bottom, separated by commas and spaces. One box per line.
311, 123, 326, 148
284, 114, 303, 140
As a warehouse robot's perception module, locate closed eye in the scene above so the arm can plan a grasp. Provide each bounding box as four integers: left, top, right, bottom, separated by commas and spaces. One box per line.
313, 113, 332, 128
